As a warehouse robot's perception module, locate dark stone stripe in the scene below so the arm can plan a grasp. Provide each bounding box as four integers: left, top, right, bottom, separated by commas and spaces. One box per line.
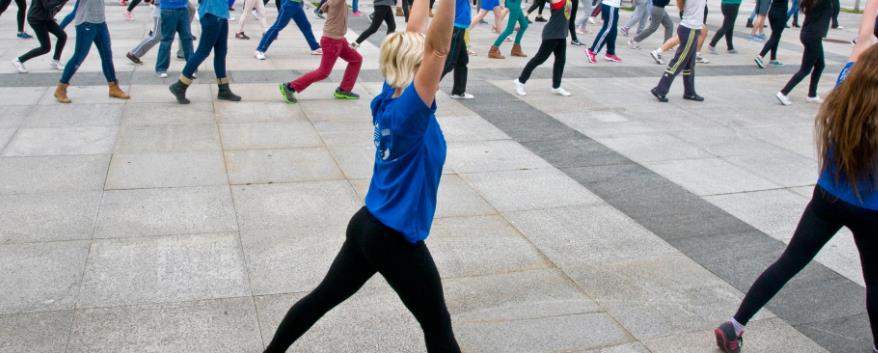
454, 79, 869, 353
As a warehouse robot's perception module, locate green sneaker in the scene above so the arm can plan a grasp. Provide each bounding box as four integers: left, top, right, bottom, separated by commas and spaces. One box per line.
334, 88, 360, 100
278, 83, 297, 103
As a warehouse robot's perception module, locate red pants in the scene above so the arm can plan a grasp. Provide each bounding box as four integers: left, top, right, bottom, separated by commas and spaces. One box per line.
290, 36, 362, 93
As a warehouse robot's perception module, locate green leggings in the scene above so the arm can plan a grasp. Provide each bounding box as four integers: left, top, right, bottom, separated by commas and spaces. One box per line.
493, 4, 528, 47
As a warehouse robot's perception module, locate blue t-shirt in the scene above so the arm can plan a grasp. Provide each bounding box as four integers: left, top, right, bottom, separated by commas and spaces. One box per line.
365, 82, 446, 243
160, 0, 187, 9
198, 0, 229, 19
454, 0, 471, 28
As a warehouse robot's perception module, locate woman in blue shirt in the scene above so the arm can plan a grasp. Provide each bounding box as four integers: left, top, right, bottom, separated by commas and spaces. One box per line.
715, 45, 878, 353
261, 0, 461, 351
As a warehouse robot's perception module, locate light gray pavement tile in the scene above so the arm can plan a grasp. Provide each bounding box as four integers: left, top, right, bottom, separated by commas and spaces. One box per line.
744, 124, 817, 159
574, 342, 652, 353
0, 106, 30, 128
77, 233, 250, 308
643, 317, 830, 353
94, 186, 238, 238
645, 158, 780, 196
0, 128, 13, 148
114, 124, 221, 153
504, 205, 678, 268
789, 185, 815, 197
434, 92, 481, 117
67, 297, 263, 353
232, 182, 361, 294
122, 102, 217, 125
671, 127, 796, 157
456, 312, 631, 353
592, 133, 712, 163
225, 148, 344, 185
311, 119, 375, 147
299, 94, 374, 122
288, 82, 373, 103
105, 152, 228, 189
462, 169, 602, 212
0, 154, 110, 194
24, 104, 123, 127
1, 126, 117, 156
0, 191, 101, 243
213, 101, 306, 123
446, 140, 552, 173
350, 174, 497, 218
551, 110, 657, 138
0, 310, 73, 353
436, 115, 509, 142
724, 150, 820, 188
254, 285, 427, 353
126, 83, 213, 103
0, 87, 48, 106
326, 143, 377, 179
219, 121, 322, 150
568, 253, 768, 340
0, 241, 90, 314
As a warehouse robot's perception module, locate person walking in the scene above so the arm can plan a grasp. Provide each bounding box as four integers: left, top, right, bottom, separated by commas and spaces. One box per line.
254, 0, 322, 59
469, 0, 508, 35
513, 0, 572, 96
775, 0, 832, 105
649, 0, 705, 102
526, 0, 547, 21
830, 0, 840, 28
54, 0, 129, 103
1, 0, 33, 38
749, 0, 769, 40
168, 0, 242, 104
754, 0, 789, 68
566, 0, 582, 45
619, 0, 649, 37
123, 0, 144, 19
441, 0, 474, 99
262, 0, 462, 351
488, 0, 528, 58
707, 0, 741, 54
585, 0, 621, 63
715, 44, 878, 353
351, 0, 396, 47
11, 0, 68, 73
125, 0, 196, 66
648, 5, 710, 65
155, 0, 194, 77
235, 0, 268, 39
627, 0, 673, 48
277, 0, 361, 102
788, 0, 801, 26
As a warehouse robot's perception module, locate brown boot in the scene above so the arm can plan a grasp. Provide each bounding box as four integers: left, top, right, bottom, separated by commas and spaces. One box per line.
108, 81, 130, 100
54, 83, 71, 104
511, 44, 527, 57
488, 45, 505, 59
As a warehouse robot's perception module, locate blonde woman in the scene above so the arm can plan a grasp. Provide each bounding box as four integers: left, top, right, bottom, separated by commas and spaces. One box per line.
235, 0, 268, 39
262, 0, 461, 350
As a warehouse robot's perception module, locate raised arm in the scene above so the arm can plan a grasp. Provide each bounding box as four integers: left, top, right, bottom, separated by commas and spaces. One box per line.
850, 0, 877, 61
407, 0, 431, 33
413, 0, 455, 105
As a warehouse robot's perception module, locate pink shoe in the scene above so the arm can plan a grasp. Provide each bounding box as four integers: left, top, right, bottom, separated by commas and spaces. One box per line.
352, 10, 363, 16
604, 54, 622, 62
119, 0, 127, 5
586, 49, 597, 64
123, 10, 134, 20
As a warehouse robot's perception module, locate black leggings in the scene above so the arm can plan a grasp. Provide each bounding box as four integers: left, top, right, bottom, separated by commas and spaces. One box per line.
710, 3, 739, 50
831, 0, 840, 27
518, 38, 566, 88
401, 0, 414, 21
568, 0, 579, 42
127, 0, 143, 12
733, 186, 878, 345
263, 207, 461, 353
527, 0, 546, 16
780, 35, 824, 97
0, 0, 26, 32
355, 4, 395, 44
759, 13, 786, 60
19, 20, 67, 62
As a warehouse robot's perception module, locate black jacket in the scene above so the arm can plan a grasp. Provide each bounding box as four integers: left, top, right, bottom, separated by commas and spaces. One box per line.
801, 0, 833, 38
27, 0, 69, 21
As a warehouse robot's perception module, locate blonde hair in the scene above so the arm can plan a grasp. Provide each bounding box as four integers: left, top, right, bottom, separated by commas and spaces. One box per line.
379, 32, 426, 89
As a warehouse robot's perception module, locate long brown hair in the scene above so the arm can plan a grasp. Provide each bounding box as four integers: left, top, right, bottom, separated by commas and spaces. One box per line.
816, 45, 878, 198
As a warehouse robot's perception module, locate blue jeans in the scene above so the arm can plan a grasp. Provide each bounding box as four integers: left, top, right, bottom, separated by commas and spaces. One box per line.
60, 22, 116, 84
787, 0, 799, 20
59, 0, 78, 29
256, 0, 319, 52
352, 0, 358, 11
156, 8, 194, 73
182, 13, 228, 79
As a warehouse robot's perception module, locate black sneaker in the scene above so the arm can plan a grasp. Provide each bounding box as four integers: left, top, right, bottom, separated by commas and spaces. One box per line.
715, 321, 743, 353
570, 40, 584, 46
334, 88, 359, 100
278, 83, 297, 103
650, 87, 668, 102
126, 52, 143, 65
535, 16, 547, 22
746, 18, 753, 28
683, 93, 704, 102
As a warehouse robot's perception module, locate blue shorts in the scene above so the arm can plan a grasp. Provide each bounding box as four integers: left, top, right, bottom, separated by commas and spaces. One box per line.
481, 0, 500, 11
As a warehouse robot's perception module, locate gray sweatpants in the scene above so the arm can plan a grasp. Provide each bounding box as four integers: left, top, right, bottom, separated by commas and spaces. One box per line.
129, 2, 195, 58
622, 0, 649, 33
633, 5, 673, 43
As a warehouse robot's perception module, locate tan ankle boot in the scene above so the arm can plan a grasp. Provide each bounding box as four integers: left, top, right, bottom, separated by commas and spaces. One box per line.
108, 81, 130, 100
511, 44, 527, 57
54, 83, 71, 103
488, 45, 505, 59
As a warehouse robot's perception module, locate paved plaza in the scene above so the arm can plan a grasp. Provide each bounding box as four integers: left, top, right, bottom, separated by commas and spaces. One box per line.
0, 0, 873, 352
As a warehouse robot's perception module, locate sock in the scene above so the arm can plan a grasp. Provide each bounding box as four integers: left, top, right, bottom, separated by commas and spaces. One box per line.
730, 317, 745, 336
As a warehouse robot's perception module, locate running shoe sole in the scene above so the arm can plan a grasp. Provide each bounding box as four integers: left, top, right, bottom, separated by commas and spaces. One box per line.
334, 92, 359, 100
278, 84, 297, 103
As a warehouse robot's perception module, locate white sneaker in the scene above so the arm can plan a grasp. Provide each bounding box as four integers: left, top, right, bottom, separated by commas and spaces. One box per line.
628, 39, 639, 49
311, 48, 323, 55
11, 58, 27, 73
350, 41, 359, 49
255, 50, 267, 60
806, 95, 823, 104
649, 49, 663, 65
49, 59, 63, 70
696, 53, 710, 64
450, 92, 475, 100
229, 15, 236, 20
552, 87, 571, 97
776, 91, 792, 106
514, 79, 527, 96
158, 71, 168, 78
251, 9, 260, 18
588, 16, 596, 24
